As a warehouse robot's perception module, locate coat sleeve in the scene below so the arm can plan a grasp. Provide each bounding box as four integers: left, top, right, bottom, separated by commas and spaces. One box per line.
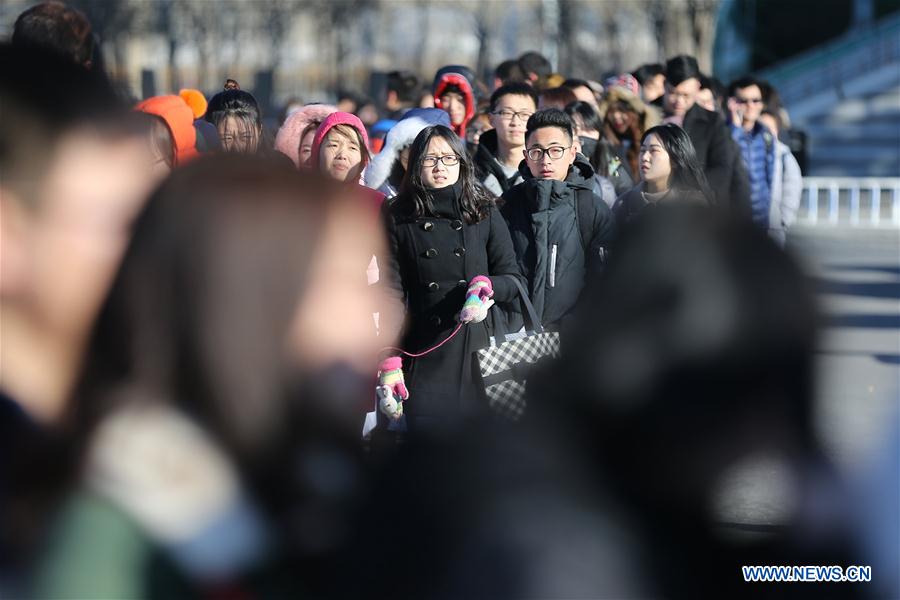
728, 142, 753, 220
376, 205, 408, 345
485, 205, 525, 304
705, 116, 738, 206
780, 150, 803, 228
587, 198, 616, 278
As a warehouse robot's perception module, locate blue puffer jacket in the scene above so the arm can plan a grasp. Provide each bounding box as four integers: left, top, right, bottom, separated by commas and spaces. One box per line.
730, 122, 775, 228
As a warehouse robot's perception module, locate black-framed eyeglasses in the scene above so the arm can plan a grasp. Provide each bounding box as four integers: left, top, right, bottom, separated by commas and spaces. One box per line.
735, 97, 763, 105
525, 146, 570, 162
422, 154, 460, 167
492, 109, 534, 122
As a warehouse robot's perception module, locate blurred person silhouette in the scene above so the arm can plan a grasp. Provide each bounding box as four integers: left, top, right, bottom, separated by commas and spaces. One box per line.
562, 77, 601, 110
728, 76, 778, 231
376, 125, 523, 436
632, 62, 666, 103
432, 65, 480, 141
492, 58, 527, 89
11, 1, 94, 70
698, 74, 727, 117
657, 55, 748, 215
273, 103, 338, 168
759, 109, 802, 247
533, 206, 861, 598
500, 109, 616, 329
0, 43, 157, 590
613, 124, 712, 224
31, 155, 387, 598
537, 85, 578, 110
565, 101, 633, 202
364, 108, 451, 198
474, 83, 538, 196
518, 50, 553, 90
384, 70, 420, 120
205, 89, 265, 155
598, 83, 660, 185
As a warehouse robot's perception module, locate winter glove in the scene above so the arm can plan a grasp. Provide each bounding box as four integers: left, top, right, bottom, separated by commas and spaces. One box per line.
377, 356, 408, 420
458, 275, 495, 324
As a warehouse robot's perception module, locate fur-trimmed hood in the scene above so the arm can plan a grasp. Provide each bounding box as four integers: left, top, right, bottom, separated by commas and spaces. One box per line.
598, 87, 660, 132
363, 108, 451, 192
274, 103, 338, 167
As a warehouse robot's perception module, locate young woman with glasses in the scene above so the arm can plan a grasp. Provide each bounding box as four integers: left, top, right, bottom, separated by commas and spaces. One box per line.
376, 124, 524, 436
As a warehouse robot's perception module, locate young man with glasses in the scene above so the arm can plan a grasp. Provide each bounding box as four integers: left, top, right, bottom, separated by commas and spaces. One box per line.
474, 83, 539, 196
727, 76, 776, 229
499, 109, 615, 329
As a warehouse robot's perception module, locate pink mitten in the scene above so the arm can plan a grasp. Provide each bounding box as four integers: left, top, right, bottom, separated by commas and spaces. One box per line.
458, 275, 495, 324
377, 356, 408, 420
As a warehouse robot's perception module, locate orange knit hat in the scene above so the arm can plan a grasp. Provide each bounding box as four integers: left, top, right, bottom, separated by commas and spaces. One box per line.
135, 95, 198, 166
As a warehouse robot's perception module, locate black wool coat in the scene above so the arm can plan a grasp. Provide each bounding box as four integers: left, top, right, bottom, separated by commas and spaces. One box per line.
379, 186, 524, 431
499, 155, 616, 329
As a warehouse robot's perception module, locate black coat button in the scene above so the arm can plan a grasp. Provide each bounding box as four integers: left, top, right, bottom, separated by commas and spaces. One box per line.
425, 248, 438, 258
431, 315, 442, 326
457, 279, 467, 288
453, 247, 466, 257
428, 281, 440, 291
451, 219, 463, 231
423, 221, 434, 231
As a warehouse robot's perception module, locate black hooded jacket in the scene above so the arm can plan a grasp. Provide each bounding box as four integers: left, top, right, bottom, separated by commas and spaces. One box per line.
499, 154, 616, 328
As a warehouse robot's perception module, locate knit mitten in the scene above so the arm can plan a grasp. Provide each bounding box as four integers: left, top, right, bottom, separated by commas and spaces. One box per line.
377, 356, 408, 420
458, 275, 495, 324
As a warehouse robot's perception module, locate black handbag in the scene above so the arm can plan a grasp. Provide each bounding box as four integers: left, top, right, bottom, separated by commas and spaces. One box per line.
475, 276, 560, 421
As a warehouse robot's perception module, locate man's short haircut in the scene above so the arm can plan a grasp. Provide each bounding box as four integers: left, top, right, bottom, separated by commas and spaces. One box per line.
727, 75, 762, 98
386, 70, 420, 103
525, 108, 573, 144
495, 59, 527, 84
632, 63, 665, 85
664, 55, 701, 87
12, 1, 94, 66
518, 51, 552, 79
0, 43, 123, 206
489, 82, 538, 112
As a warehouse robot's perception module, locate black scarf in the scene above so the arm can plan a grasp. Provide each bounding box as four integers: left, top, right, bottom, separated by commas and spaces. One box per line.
426, 180, 463, 219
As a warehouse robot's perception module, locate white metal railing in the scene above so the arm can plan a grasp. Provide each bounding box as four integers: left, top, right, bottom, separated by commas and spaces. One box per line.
800, 177, 900, 227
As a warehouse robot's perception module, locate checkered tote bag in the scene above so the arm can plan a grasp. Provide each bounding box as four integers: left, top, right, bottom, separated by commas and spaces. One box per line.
475, 277, 560, 421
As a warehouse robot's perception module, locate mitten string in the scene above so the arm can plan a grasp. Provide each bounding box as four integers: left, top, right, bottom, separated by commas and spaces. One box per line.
380, 322, 463, 359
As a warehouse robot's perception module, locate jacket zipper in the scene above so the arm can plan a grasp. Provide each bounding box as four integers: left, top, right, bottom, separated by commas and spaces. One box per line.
550, 243, 557, 288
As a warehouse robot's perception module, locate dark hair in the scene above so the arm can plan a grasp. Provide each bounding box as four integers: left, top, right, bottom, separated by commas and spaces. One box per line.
494, 59, 527, 84
12, 1, 94, 66
632, 63, 665, 85
664, 55, 701, 87
562, 78, 591, 91
518, 51, 552, 78
206, 89, 264, 152
641, 124, 711, 199
539, 86, 578, 109
564, 101, 603, 134
489, 82, 538, 112
386, 70, 420, 103
397, 125, 490, 224
0, 42, 122, 205
760, 108, 782, 132
67, 154, 337, 470
525, 108, 574, 144
727, 75, 762, 98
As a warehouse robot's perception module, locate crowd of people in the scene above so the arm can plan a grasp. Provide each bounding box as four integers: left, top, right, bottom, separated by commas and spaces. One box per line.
2, 2, 891, 599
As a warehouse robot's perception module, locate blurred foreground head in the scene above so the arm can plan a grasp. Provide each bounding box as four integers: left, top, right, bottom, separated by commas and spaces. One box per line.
550, 206, 819, 508
0, 43, 156, 422
12, 1, 94, 69
70, 153, 385, 478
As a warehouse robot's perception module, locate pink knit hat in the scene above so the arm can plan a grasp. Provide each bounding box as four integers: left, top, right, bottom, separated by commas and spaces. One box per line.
274, 103, 338, 167
310, 111, 370, 171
